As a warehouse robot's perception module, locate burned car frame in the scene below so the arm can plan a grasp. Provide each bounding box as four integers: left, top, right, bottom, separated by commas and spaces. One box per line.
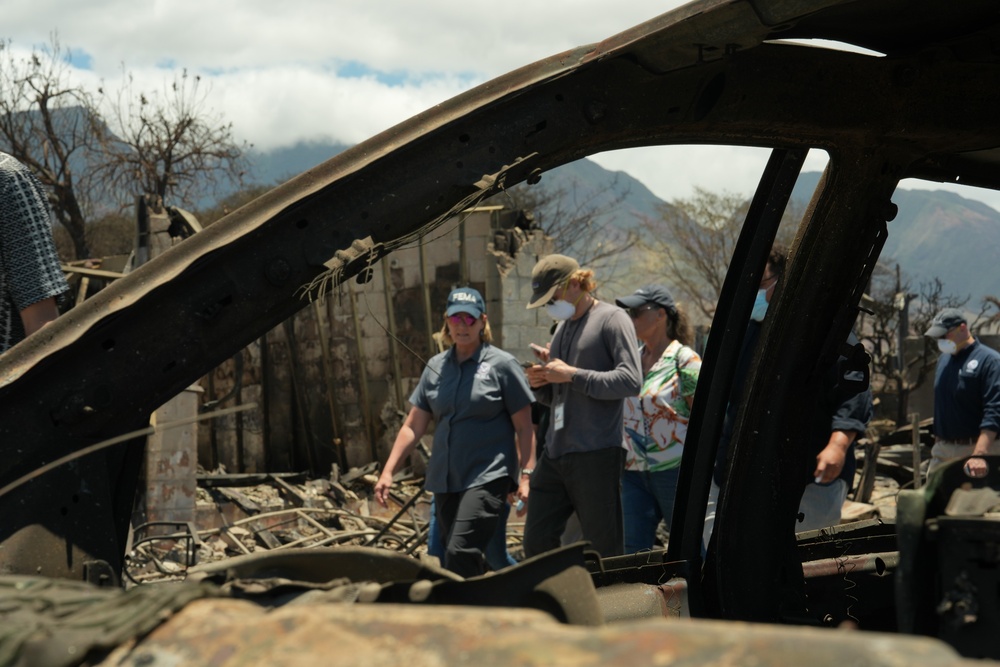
1, 0, 999, 661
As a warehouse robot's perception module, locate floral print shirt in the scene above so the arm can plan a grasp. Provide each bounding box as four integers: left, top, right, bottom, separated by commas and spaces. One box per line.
622, 339, 701, 472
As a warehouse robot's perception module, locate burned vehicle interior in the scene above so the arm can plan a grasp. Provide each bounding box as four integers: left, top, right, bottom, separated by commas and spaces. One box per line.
1, 0, 999, 663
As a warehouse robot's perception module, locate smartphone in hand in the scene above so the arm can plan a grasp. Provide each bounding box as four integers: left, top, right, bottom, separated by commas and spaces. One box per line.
529, 343, 548, 360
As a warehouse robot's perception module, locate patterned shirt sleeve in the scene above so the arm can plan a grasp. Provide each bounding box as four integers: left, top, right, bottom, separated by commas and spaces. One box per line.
0, 153, 69, 351
677, 346, 702, 399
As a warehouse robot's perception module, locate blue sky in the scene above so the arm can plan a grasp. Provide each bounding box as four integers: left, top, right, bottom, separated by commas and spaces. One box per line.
64, 48, 93, 70
5, 0, 1000, 212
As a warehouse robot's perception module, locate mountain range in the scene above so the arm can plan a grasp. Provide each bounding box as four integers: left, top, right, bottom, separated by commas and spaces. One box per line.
246, 142, 999, 308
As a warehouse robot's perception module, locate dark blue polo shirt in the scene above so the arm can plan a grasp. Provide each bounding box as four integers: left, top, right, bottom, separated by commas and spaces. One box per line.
411, 344, 533, 493
933, 340, 1000, 440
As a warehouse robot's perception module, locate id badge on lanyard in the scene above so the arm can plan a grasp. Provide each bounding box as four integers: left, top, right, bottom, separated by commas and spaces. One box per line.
553, 401, 565, 431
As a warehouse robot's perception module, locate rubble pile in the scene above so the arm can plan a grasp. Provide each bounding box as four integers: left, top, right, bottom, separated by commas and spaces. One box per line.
124, 464, 527, 586
125, 428, 925, 586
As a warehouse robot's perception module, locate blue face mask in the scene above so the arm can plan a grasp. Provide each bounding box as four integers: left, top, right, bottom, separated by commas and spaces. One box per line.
750, 288, 769, 322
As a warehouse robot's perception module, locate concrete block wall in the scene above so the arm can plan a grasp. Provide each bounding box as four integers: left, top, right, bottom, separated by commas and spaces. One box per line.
199, 207, 557, 473
490, 230, 555, 362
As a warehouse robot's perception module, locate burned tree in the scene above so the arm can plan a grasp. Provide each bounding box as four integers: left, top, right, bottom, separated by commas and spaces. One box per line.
0, 38, 251, 260
637, 187, 800, 322
93, 68, 251, 211
976, 295, 1000, 335
0, 36, 102, 260
493, 172, 637, 285
860, 271, 969, 426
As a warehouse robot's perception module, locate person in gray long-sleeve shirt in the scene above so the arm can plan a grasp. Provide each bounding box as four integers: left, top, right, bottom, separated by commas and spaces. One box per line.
522, 254, 641, 557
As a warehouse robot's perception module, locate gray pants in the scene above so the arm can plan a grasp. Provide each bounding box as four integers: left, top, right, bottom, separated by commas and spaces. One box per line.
523, 447, 625, 558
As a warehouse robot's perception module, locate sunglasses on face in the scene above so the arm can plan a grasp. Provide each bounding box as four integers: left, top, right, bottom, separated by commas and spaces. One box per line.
627, 305, 658, 319
447, 313, 478, 326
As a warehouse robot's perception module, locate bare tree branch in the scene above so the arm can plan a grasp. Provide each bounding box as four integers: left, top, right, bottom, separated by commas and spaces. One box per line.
635, 187, 800, 321
0, 36, 252, 260
0, 35, 102, 259
492, 172, 637, 267
858, 271, 970, 425
93, 68, 251, 210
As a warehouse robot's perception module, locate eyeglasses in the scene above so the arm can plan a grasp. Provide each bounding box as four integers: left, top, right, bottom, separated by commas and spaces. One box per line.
446, 313, 478, 326
627, 305, 658, 319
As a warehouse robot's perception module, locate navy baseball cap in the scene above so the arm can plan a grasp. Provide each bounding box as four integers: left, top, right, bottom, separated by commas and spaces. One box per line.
615, 284, 677, 315
445, 287, 485, 318
924, 307, 966, 338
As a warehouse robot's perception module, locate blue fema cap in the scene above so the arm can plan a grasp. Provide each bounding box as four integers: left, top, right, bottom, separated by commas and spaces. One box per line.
445, 287, 485, 318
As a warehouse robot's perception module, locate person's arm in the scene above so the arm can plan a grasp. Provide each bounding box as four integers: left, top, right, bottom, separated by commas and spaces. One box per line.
1, 161, 68, 340
968, 356, 1000, 476
817, 334, 873, 483
511, 404, 535, 515
963, 429, 997, 478
542, 311, 641, 399
813, 429, 859, 483
972, 429, 998, 455
678, 346, 702, 412
374, 406, 432, 506
526, 364, 550, 389
526, 341, 553, 401
19, 297, 60, 337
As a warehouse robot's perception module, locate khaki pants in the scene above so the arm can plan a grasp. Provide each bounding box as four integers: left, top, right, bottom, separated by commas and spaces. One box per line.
928, 439, 1000, 476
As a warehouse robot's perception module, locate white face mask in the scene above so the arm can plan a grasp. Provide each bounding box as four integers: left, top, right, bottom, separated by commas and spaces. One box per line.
750, 288, 769, 322
937, 338, 958, 355
546, 300, 576, 321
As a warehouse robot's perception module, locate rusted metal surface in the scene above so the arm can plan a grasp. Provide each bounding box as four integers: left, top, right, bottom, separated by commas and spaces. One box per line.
595, 579, 689, 622
801, 551, 898, 579
97, 600, 984, 667
178, 544, 606, 626
1, 545, 991, 666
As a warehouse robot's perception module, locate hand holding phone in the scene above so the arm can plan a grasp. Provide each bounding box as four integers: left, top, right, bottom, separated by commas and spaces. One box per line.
529, 343, 549, 362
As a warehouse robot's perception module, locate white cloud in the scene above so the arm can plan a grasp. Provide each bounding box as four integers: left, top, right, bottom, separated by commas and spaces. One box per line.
209, 66, 473, 150
6, 0, 689, 150
591, 146, 776, 203
9, 0, 682, 74
5, 0, 1000, 212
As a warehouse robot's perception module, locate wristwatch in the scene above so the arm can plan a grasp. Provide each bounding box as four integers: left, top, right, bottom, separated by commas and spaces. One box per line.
520, 468, 534, 477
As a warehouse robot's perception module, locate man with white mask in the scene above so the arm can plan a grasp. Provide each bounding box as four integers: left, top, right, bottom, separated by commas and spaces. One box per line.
924, 308, 1000, 478
522, 254, 641, 557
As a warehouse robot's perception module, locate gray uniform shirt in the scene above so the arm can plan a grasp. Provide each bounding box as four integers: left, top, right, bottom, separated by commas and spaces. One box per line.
411, 343, 534, 494
537, 300, 642, 458
0, 152, 68, 353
